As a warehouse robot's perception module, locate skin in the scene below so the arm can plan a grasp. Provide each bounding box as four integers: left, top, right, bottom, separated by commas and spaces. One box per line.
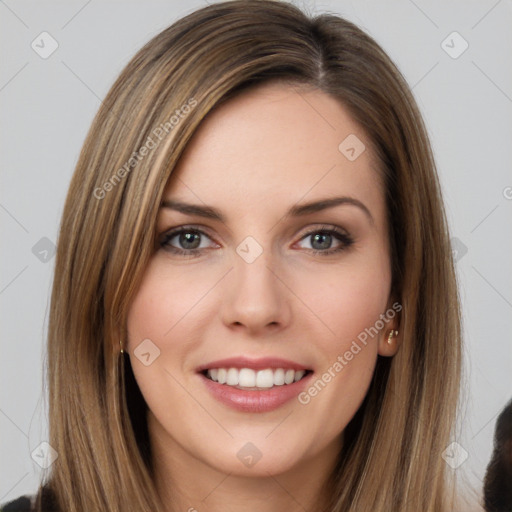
126, 82, 400, 512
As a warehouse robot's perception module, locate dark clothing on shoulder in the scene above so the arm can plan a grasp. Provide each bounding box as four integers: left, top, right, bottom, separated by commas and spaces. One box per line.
1, 495, 32, 511
1, 485, 57, 512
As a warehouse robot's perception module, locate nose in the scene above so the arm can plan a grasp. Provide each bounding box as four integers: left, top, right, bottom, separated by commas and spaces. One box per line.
220, 244, 291, 335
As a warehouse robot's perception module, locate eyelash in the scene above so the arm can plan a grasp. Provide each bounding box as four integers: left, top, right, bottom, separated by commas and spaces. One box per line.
159, 224, 354, 258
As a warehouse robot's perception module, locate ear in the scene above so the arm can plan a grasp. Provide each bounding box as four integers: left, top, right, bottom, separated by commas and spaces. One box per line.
377, 300, 402, 357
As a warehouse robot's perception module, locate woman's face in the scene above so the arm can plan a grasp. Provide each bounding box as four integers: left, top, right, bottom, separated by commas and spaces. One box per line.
127, 82, 399, 479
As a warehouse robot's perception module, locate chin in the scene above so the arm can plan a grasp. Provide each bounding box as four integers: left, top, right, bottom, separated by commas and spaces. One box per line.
208, 447, 306, 477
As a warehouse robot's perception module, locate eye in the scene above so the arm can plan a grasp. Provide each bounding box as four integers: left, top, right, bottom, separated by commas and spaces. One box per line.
159, 226, 218, 257
295, 226, 354, 255
159, 224, 354, 258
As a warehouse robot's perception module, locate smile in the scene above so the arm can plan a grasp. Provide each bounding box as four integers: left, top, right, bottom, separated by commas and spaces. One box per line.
197, 356, 314, 413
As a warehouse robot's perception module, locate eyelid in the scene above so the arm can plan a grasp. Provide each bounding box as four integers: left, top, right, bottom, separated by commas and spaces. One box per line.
296, 223, 350, 238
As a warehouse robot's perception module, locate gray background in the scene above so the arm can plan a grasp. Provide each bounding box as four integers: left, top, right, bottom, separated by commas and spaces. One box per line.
1, 0, 511, 507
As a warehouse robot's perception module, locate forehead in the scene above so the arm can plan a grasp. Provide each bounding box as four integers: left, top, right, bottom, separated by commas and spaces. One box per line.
164, 82, 383, 219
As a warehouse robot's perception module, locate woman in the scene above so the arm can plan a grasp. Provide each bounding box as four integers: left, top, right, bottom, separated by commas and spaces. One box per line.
1, 0, 463, 510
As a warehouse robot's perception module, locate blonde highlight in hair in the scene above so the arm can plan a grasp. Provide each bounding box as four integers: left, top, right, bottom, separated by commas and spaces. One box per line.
42, 1, 462, 510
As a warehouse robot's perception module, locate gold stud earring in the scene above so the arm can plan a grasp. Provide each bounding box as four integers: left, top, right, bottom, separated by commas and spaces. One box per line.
119, 340, 124, 354
387, 330, 398, 345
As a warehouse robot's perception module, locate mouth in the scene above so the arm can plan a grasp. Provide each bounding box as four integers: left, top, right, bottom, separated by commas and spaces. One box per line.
196, 356, 314, 412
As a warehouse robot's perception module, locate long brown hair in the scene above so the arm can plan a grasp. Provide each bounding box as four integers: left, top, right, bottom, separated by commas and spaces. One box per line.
41, 1, 462, 510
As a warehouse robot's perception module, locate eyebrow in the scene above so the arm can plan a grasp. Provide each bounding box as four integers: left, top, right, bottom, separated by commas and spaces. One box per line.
160, 196, 374, 224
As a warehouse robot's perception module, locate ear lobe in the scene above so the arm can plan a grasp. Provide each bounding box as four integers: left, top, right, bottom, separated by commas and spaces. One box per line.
378, 327, 400, 357
377, 298, 402, 356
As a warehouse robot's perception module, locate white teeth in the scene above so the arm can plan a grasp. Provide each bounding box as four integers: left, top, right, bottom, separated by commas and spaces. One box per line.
294, 370, 305, 382
255, 369, 274, 388
217, 368, 227, 384
273, 368, 285, 385
238, 368, 256, 387
205, 367, 309, 388
226, 368, 238, 385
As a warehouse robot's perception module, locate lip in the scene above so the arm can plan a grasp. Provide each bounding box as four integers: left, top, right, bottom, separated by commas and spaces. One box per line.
199, 370, 314, 413
196, 356, 310, 372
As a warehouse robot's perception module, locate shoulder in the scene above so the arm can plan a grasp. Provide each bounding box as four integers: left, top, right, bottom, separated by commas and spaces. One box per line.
1, 485, 58, 512
0, 494, 33, 511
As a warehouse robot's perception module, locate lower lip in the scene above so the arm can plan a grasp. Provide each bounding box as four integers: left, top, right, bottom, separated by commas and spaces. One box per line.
199, 372, 313, 413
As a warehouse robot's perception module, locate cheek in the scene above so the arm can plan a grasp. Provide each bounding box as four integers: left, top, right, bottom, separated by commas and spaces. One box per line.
293, 260, 390, 448
126, 258, 219, 352
295, 252, 391, 347
125, 262, 198, 411
125, 260, 211, 428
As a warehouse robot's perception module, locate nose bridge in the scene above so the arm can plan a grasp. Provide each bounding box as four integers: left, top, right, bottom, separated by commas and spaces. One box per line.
233, 234, 277, 296
221, 233, 289, 329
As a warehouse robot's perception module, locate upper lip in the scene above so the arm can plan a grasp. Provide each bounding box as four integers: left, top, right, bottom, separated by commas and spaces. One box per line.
196, 356, 312, 372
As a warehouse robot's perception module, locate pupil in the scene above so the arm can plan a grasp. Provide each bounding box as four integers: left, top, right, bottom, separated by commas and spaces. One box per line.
180, 232, 200, 249
312, 233, 331, 250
